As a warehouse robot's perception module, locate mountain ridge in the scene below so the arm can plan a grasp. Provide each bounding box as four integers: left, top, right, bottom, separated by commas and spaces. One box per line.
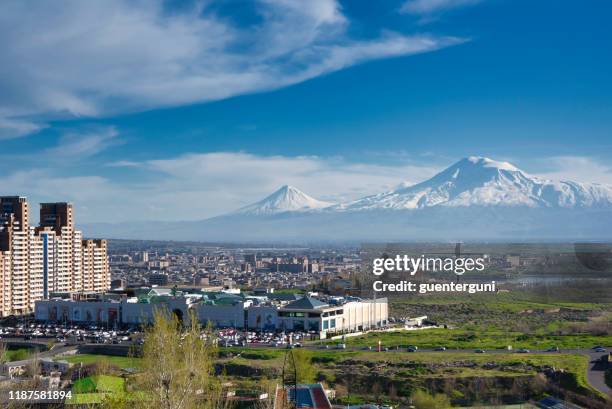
233, 157, 612, 215
82, 156, 612, 241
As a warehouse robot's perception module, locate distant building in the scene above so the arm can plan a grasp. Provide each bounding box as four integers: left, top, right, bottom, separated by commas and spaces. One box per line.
506, 254, 521, 268
276, 257, 309, 273
148, 260, 169, 269
194, 276, 209, 286
149, 273, 169, 286
110, 279, 126, 290
329, 278, 352, 295
134, 251, 149, 263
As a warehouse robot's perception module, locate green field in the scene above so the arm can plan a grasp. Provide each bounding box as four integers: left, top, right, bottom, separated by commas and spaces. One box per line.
60, 354, 141, 369
327, 328, 612, 350
389, 289, 612, 334
4, 348, 31, 361
68, 375, 126, 405
218, 347, 591, 385
73, 374, 125, 393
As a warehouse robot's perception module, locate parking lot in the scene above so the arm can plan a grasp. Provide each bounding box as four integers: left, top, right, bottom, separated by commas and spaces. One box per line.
0, 318, 319, 349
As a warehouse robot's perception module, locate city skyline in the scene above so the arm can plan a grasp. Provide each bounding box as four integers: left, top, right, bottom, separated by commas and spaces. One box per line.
1, 0, 611, 223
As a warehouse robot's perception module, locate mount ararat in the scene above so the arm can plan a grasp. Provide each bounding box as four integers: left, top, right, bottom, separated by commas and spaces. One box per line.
85, 157, 612, 242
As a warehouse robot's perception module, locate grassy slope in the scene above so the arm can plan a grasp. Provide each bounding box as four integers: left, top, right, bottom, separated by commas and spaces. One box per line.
60, 348, 598, 402
329, 328, 612, 350
69, 375, 126, 405
4, 348, 31, 361
60, 354, 141, 369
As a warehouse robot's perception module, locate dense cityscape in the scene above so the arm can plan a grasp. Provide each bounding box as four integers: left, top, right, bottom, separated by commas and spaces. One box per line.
0, 197, 610, 408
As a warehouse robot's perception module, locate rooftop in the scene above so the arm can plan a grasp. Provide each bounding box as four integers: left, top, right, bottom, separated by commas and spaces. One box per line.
282, 297, 329, 310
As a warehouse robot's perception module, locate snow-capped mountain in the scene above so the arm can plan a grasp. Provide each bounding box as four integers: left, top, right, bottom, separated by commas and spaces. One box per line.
232, 185, 334, 216
83, 157, 612, 242
336, 156, 612, 211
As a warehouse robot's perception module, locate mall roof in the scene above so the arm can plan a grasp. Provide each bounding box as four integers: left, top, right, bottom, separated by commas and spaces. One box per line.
282, 297, 329, 310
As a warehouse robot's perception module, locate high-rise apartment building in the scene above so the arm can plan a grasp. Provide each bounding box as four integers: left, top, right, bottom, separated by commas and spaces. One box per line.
0, 197, 109, 317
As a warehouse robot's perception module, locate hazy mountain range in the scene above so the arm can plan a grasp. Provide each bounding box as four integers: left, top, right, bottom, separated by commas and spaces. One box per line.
84, 156, 612, 242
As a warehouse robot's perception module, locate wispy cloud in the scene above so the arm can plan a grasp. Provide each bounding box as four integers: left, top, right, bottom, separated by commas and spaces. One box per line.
0, 117, 45, 140
0, 0, 465, 138
45, 126, 121, 159
534, 156, 612, 185
400, 0, 482, 15
5, 152, 612, 224
1, 151, 442, 223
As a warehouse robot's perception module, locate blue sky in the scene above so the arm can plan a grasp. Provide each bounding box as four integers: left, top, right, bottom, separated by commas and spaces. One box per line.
1, 0, 611, 223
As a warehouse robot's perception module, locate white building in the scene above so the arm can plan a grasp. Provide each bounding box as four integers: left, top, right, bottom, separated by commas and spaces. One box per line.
277, 296, 388, 334
35, 294, 189, 326
34, 292, 388, 334
122, 296, 189, 325
195, 301, 245, 328
35, 298, 122, 326
0, 197, 110, 317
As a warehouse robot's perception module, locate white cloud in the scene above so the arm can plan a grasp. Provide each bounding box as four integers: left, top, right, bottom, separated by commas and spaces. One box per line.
144, 152, 441, 214
400, 0, 481, 15
0, 0, 464, 138
106, 160, 140, 168
45, 126, 121, 158
534, 156, 612, 185
6, 152, 612, 225
0, 117, 45, 140
1, 152, 441, 223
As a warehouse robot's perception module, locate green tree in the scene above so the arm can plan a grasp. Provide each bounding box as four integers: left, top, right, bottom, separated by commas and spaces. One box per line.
134, 310, 226, 409
411, 390, 452, 409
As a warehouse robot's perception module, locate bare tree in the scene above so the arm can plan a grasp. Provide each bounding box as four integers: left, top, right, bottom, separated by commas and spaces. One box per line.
0, 341, 7, 364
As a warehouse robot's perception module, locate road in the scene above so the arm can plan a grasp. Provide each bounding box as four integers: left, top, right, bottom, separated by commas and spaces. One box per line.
2, 338, 78, 363
586, 351, 612, 397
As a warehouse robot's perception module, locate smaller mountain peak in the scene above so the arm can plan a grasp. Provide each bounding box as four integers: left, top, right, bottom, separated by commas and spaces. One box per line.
233, 185, 334, 215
